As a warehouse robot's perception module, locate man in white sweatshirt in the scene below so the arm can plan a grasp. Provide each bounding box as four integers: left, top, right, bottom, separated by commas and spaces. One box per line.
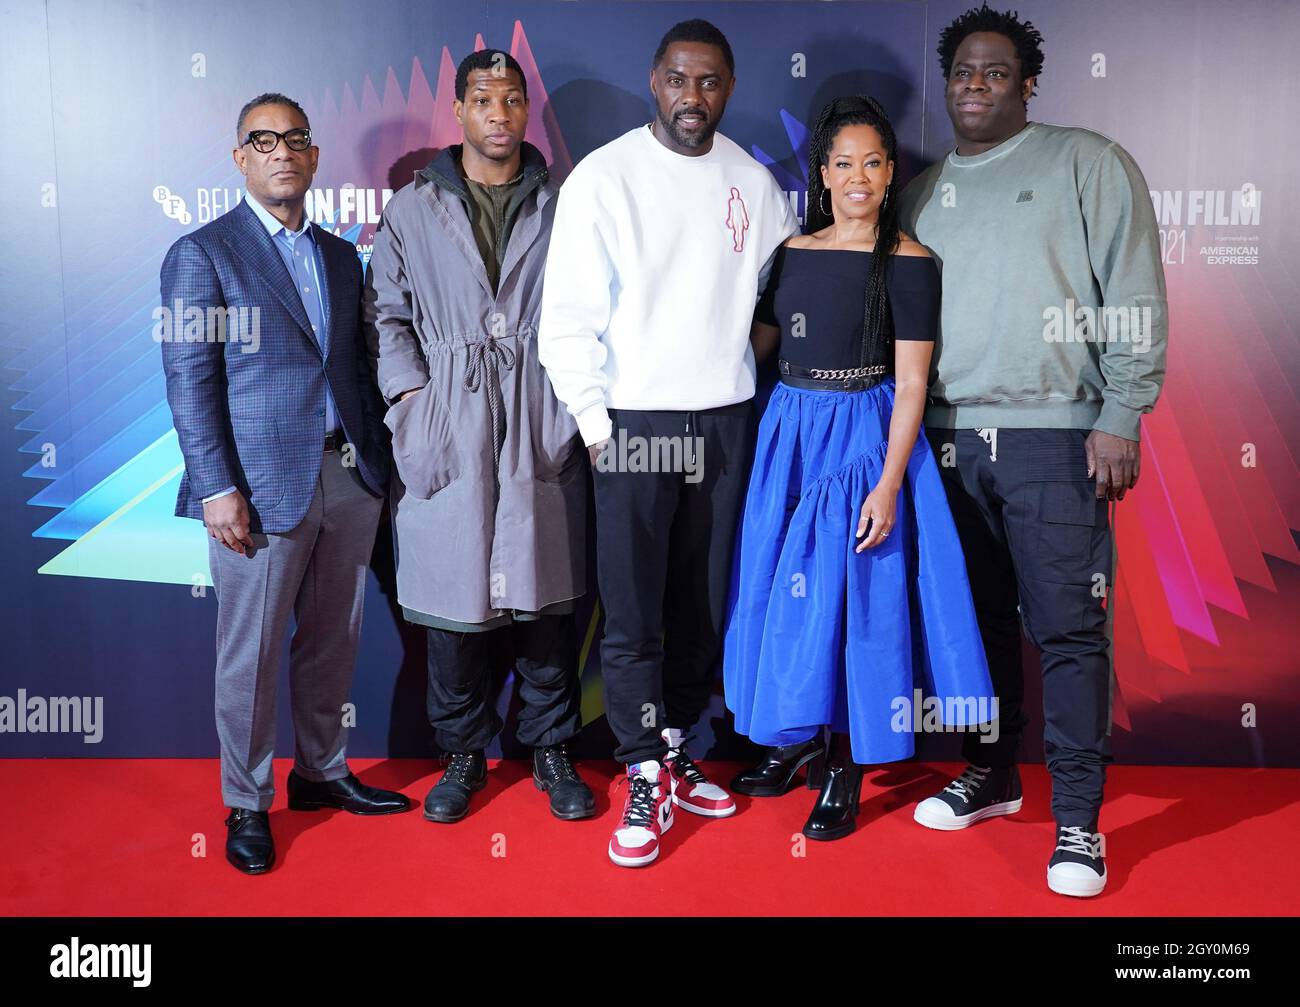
538, 18, 799, 867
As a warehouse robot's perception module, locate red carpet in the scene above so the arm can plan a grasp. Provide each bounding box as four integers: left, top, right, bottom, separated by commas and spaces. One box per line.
3, 759, 1296, 916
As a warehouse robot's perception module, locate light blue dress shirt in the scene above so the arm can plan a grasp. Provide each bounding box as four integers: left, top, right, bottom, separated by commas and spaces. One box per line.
202, 195, 339, 504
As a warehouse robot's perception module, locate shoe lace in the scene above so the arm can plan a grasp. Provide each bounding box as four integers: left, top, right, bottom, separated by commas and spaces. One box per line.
541, 744, 578, 782
668, 747, 708, 786
1056, 826, 1100, 858
617, 773, 657, 828
943, 765, 991, 804
440, 752, 478, 786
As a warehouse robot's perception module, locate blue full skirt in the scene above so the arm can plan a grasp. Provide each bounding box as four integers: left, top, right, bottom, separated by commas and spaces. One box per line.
723, 379, 995, 764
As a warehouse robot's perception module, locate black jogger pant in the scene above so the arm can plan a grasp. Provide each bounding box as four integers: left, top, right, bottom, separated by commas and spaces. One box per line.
926, 426, 1115, 828
593, 401, 753, 766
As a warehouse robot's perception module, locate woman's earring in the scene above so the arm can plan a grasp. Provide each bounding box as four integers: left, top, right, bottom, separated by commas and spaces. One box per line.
882, 188, 890, 210
819, 189, 831, 216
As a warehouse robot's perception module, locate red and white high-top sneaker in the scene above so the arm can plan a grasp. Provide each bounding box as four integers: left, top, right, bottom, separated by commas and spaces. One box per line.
663, 728, 737, 817
608, 760, 674, 868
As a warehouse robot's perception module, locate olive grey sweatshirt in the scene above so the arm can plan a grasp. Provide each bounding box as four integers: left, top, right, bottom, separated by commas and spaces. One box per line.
898, 122, 1167, 440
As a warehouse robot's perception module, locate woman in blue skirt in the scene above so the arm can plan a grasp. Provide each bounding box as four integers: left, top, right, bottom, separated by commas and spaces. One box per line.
723, 96, 995, 840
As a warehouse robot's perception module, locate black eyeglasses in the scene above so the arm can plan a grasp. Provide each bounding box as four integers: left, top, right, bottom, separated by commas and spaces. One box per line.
241, 128, 312, 154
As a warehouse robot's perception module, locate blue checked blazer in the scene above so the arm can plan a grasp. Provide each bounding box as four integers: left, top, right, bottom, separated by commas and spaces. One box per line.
160, 197, 389, 534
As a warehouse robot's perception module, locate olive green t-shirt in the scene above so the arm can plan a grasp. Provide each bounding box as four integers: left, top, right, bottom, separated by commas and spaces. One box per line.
464, 172, 523, 293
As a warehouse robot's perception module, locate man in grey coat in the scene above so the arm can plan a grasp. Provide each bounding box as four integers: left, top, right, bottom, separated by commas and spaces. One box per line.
365, 49, 593, 823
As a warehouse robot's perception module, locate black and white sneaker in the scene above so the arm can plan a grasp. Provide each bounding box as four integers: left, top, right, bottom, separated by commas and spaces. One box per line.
913, 764, 1023, 831
1047, 825, 1107, 897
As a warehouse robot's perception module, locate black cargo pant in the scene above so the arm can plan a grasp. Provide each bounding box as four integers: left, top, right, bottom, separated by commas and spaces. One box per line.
425, 614, 582, 754
593, 402, 753, 766
927, 427, 1115, 828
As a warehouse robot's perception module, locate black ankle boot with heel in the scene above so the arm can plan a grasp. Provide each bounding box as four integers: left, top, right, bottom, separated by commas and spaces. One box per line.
731, 730, 828, 797
802, 732, 865, 841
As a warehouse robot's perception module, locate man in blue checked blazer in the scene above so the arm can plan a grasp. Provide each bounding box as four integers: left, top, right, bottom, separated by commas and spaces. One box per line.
160, 92, 411, 876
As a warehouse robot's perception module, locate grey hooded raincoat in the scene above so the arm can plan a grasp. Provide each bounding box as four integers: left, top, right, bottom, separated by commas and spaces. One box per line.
364, 142, 585, 626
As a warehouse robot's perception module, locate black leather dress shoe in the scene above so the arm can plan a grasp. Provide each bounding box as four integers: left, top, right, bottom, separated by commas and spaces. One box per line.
532, 743, 596, 820
802, 732, 865, 841
423, 751, 487, 823
225, 808, 274, 874
286, 770, 412, 815
731, 734, 827, 796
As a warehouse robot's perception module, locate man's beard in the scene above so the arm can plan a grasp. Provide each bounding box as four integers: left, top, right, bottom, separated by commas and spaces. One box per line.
656, 106, 716, 149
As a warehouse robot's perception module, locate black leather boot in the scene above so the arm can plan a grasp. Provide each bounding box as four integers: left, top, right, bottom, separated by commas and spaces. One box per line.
423, 751, 487, 823
731, 732, 827, 797
532, 743, 596, 820
802, 733, 865, 841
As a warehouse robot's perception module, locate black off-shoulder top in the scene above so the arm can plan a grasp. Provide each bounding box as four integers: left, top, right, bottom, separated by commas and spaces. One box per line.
756, 245, 940, 374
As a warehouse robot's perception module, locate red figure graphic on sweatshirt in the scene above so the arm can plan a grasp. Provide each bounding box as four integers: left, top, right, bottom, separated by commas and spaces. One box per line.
725, 186, 750, 252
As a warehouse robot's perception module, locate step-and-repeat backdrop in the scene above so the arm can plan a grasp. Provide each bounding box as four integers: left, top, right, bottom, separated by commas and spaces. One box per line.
2, 0, 1296, 764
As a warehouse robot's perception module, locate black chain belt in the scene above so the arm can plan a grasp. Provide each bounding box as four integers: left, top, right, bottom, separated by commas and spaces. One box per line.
778, 359, 890, 392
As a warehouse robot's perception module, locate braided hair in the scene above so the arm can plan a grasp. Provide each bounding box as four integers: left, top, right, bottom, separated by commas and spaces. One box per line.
804, 96, 901, 367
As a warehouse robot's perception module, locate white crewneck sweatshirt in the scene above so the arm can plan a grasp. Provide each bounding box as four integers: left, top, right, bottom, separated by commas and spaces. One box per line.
537, 123, 800, 446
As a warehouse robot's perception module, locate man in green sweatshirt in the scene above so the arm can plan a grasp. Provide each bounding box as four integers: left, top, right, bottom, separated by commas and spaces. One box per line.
898, 4, 1167, 898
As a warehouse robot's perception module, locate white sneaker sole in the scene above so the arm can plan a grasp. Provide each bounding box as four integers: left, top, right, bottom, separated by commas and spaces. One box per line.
673, 794, 737, 818
1047, 865, 1107, 898
608, 845, 659, 868
608, 803, 674, 867
913, 796, 1023, 831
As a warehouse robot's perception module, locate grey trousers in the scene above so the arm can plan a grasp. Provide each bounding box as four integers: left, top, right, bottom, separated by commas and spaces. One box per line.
208, 448, 383, 811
